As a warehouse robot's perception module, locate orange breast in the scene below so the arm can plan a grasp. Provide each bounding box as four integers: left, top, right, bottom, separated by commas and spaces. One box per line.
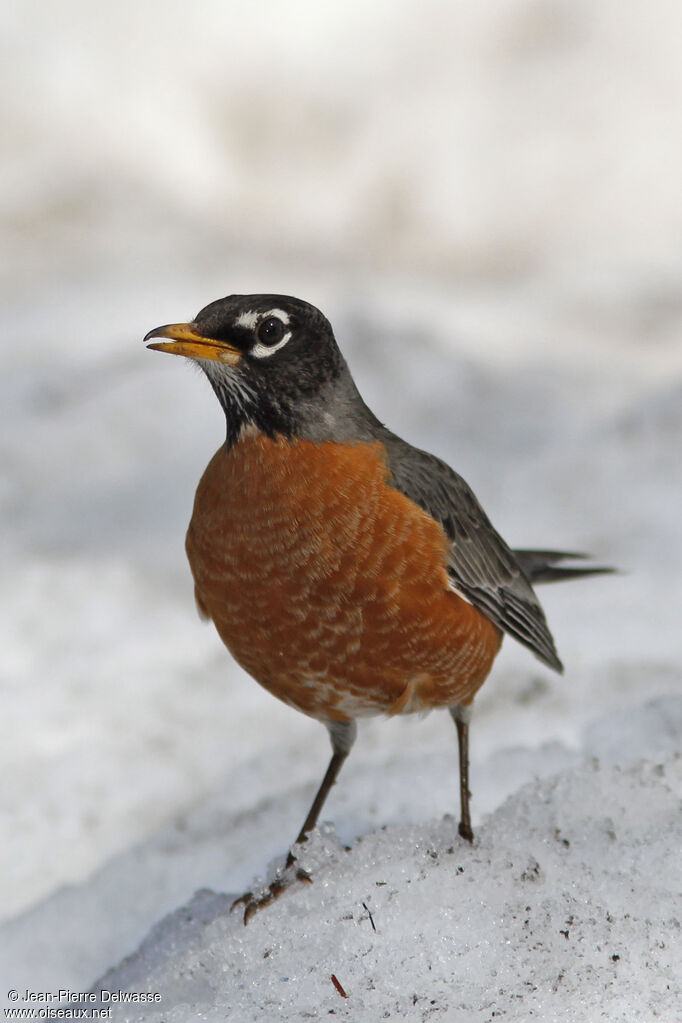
185, 430, 502, 722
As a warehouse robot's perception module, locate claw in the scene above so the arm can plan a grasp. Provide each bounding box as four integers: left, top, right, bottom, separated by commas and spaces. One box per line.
231, 861, 314, 924
458, 820, 474, 843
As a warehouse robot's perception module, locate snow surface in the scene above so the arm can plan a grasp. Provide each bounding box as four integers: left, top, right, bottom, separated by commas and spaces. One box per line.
2, 2, 682, 1020
87, 754, 682, 1023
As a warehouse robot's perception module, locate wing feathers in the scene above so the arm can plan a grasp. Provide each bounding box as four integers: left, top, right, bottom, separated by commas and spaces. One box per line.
383, 433, 564, 672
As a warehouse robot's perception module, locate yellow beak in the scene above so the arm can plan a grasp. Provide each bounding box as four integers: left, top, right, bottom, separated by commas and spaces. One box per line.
144, 322, 241, 365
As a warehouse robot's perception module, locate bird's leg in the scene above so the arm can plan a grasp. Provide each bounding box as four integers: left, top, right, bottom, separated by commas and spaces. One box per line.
286, 718, 357, 867
449, 704, 474, 842
235, 719, 357, 922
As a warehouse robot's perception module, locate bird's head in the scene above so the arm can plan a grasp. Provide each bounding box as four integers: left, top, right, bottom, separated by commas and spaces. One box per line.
145, 294, 351, 445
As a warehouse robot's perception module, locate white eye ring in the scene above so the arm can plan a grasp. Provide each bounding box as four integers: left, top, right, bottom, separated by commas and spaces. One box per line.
251, 331, 292, 358
249, 308, 292, 359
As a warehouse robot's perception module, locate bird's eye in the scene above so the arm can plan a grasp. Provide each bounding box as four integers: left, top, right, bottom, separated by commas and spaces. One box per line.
257, 317, 285, 346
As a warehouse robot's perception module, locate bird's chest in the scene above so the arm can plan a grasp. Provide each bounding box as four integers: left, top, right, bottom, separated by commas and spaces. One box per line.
186, 430, 394, 591
185, 429, 497, 718
186, 431, 406, 700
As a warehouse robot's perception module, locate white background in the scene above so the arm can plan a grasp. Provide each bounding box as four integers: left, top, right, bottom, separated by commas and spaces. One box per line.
1, 2, 680, 1018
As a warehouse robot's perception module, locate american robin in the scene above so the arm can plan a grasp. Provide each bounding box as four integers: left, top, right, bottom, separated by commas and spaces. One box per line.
145, 294, 609, 917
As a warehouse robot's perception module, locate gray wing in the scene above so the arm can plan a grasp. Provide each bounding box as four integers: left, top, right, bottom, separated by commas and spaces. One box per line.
382, 432, 563, 673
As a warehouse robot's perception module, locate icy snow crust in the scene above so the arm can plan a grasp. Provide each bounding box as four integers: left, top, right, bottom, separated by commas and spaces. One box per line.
87, 757, 681, 1023
2, 1, 682, 1019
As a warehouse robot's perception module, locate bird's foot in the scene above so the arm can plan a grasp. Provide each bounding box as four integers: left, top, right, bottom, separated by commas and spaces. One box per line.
458, 820, 474, 843
231, 825, 346, 924
231, 854, 312, 925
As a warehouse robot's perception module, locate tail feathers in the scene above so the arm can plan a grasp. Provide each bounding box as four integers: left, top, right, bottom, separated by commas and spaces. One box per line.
514, 549, 616, 585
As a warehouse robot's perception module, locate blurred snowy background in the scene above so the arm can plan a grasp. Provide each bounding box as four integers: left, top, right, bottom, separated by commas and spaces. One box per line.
2, 0, 681, 1017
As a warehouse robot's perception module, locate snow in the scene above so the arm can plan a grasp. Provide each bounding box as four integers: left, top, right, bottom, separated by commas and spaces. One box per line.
2, 1, 682, 1020
86, 756, 682, 1023
4, 739, 679, 1021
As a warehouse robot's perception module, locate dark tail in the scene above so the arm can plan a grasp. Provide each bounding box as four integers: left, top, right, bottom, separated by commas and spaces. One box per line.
514, 549, 616, 585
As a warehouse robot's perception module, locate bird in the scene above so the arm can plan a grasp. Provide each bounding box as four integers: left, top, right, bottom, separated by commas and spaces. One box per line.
145, 293, 610, 918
